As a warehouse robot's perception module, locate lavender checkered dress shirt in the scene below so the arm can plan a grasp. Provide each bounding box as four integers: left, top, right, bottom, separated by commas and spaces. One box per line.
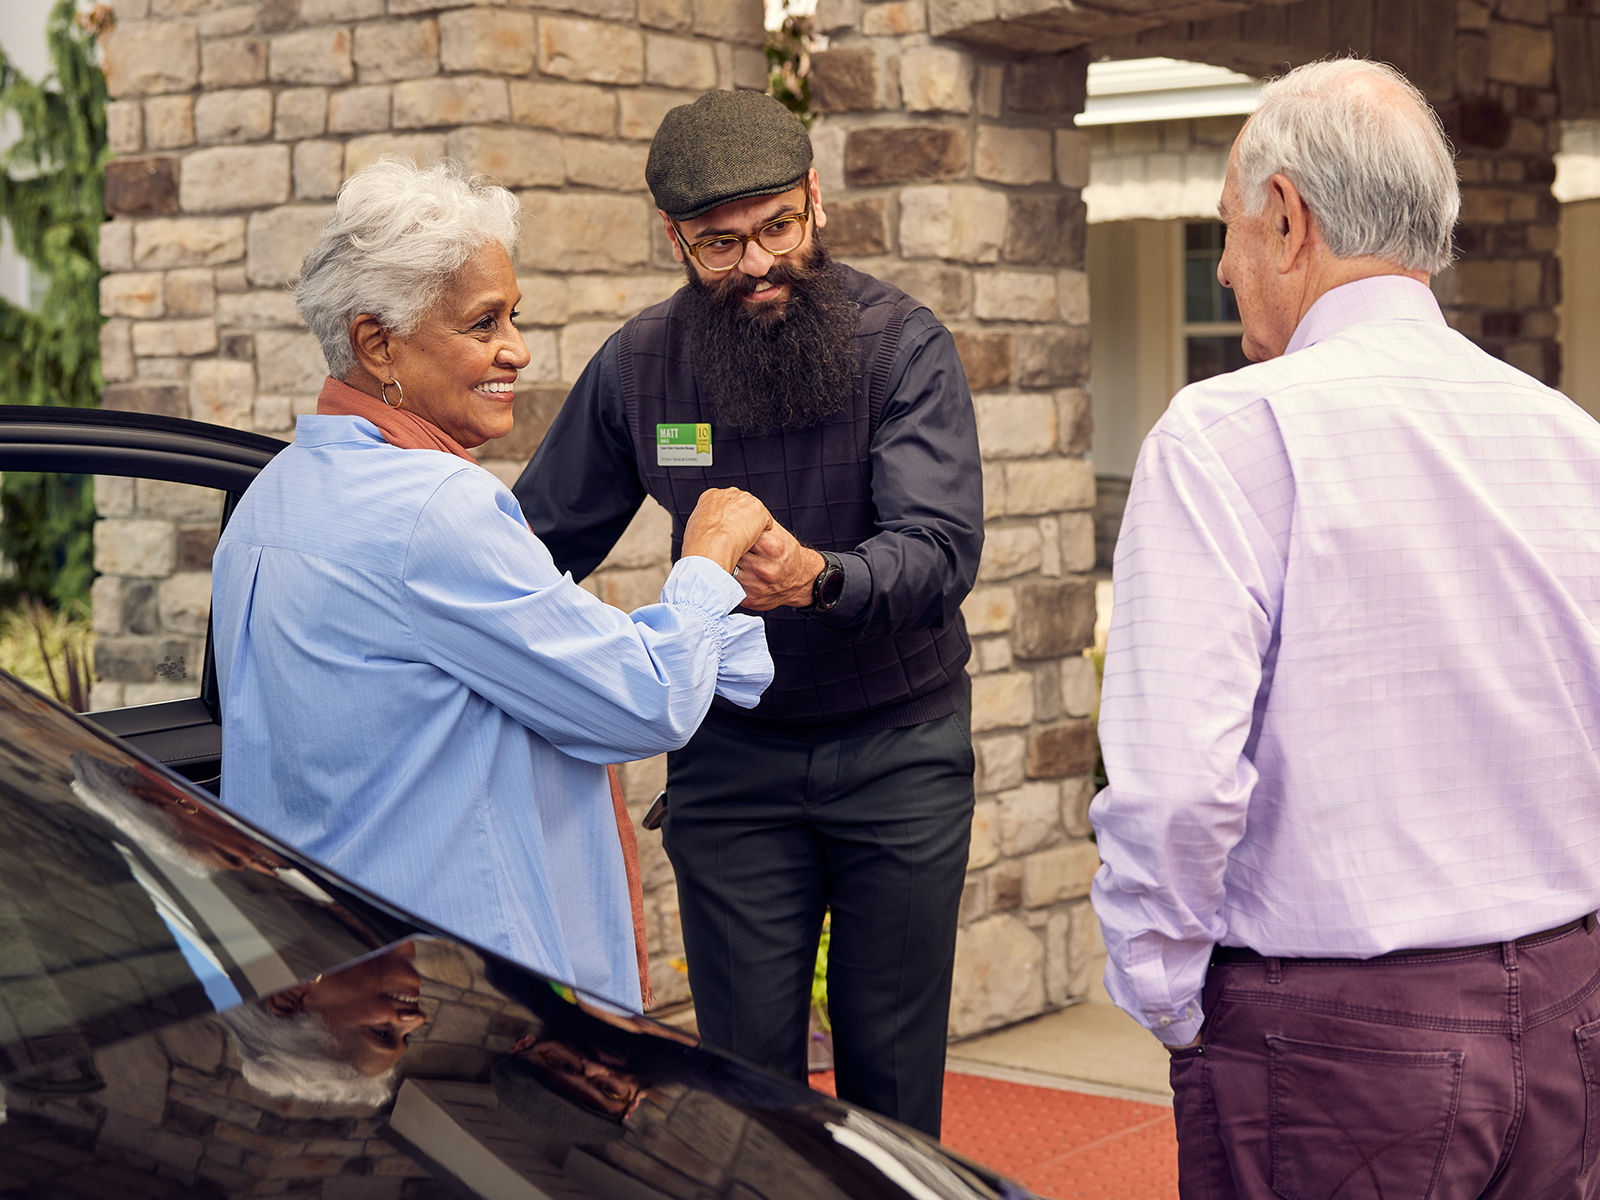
1090, 275, 1600, 1045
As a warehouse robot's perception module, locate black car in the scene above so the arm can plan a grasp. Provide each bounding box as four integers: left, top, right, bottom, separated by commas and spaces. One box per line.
0, 406, 1037, 1199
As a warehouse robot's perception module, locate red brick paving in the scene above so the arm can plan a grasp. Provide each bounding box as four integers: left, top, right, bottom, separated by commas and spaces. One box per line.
810, 1070, 1180, 1200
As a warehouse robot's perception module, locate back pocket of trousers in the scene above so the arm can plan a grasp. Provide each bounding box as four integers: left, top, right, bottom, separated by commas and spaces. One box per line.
1267, 1033, 1463, 1200
1576, 1017, 1600, 1174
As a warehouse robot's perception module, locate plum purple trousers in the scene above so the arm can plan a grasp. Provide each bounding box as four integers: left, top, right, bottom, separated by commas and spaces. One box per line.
1172, 914, 1600, 1200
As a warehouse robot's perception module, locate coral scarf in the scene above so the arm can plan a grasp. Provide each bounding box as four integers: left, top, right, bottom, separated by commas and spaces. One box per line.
316, 376, 653, 1008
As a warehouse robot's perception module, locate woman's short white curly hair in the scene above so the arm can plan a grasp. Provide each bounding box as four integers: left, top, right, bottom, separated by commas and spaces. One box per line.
221, 1002, 399, 1108
294, 156, 521, 379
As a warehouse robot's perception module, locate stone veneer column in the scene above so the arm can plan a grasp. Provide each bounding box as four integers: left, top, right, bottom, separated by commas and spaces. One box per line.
807, 3, 1102, 1037
96, 0, 766, 1007
1435, 0, 1564, 383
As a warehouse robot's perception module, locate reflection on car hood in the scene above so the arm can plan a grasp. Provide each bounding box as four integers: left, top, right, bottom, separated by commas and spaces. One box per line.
0, 671, 1036, 1199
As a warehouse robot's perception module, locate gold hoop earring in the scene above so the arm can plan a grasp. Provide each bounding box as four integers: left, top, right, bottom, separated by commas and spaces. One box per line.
381, 378, 404, 408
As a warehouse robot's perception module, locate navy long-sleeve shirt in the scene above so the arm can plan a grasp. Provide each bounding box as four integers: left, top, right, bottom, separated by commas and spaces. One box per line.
515, 307, 982, 639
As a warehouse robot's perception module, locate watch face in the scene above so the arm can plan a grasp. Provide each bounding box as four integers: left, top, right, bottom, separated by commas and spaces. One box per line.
815, 555, 845, 610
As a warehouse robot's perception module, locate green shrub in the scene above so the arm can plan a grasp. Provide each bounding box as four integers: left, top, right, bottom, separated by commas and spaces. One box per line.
811, 913, 830, 1032
0, 0, 109, 611
766, 3, 813, 126
0, 600, 93, 711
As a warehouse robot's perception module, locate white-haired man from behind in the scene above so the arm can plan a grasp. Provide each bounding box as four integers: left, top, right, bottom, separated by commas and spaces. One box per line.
1091, 58, 1600, 1198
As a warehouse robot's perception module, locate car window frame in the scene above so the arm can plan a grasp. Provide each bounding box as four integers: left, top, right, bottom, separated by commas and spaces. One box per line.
0, 406, 284, 776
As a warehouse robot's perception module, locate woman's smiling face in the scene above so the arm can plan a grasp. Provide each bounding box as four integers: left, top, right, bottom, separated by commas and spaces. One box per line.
299, 943, 426, 1075
384, 241, 530, 448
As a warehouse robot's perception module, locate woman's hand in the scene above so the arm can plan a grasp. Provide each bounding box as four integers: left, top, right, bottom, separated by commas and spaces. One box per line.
681, 488, 773, 576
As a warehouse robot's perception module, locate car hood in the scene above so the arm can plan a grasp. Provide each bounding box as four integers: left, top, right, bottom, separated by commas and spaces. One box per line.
0, 671, 1035, 1199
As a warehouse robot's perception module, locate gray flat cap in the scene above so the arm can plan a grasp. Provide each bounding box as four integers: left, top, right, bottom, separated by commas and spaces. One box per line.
646, 90, 813, 220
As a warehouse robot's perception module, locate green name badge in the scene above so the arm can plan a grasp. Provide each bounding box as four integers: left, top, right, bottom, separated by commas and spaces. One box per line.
656, 422, 712, 467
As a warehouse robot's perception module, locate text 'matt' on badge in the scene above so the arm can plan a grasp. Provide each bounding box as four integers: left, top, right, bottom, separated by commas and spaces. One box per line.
657, 422, 712, 467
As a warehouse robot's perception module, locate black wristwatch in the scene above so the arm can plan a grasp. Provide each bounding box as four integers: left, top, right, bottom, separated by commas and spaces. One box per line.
811, 551, 845, 612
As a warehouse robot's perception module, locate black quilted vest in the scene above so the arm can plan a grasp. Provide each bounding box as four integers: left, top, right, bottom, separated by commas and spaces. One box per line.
619, 265, 970, 736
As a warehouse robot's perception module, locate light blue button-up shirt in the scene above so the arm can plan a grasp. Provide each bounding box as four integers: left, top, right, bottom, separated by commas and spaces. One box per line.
213, 416, 772, 1011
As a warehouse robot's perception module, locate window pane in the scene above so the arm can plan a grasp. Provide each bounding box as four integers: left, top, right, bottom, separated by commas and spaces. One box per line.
91, 477, 223, 711
1183, 221, 1237, 323
1184, 222, 1219, 253
1218, 285, 1240, 323
1184, 257, 1215, 324
0, 474, 225, 714
0, 472, 95, 712
1186, 334, 1250, 384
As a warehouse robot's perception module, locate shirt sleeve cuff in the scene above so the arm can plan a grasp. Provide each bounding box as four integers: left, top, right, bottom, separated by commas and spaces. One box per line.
814, 550, 870, 626
663, 556, 774, 709
1099, 932, 1209, 1047
1152, 1009, 1205, 1048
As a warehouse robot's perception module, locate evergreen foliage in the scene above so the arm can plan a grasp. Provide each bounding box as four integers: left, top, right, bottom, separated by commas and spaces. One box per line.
0, 1, 109, 610
766, 5, 814, 127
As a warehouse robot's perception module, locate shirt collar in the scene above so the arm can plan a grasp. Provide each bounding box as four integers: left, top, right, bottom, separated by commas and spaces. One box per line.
1284, 275, 1446, 356
293, 412, 386, 448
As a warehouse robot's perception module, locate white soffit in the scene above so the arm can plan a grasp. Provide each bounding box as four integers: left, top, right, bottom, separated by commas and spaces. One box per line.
1555, 120, 1600, 204
1079, 57, 1262, 126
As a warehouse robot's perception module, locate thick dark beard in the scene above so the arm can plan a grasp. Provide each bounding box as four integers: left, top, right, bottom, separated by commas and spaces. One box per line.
682, 238, 859, 434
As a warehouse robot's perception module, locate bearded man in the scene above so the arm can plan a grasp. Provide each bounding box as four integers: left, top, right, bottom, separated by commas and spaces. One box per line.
514, 89, 982, 1138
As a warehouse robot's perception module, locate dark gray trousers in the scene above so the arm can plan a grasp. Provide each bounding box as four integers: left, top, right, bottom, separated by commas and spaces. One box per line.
1174, 916, 1600, 1199
662, 697, 974, 1138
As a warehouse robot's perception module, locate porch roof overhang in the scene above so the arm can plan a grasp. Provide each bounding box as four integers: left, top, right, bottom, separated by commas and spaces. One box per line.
927, 0, 1300, 56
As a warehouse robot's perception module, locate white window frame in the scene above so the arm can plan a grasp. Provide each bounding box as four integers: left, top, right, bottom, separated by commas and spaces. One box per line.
1176, 220, 1245, 387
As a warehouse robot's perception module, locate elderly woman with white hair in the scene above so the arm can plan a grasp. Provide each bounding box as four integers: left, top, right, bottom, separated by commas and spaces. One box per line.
211, 157, 774, 1015
220, 943, 426, 1108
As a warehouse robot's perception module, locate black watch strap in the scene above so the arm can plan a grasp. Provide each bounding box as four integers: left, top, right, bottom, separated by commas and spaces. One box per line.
811, 551, 845, 612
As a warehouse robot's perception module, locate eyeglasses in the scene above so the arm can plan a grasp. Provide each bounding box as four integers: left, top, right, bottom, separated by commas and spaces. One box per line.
672, 193, 812, 272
